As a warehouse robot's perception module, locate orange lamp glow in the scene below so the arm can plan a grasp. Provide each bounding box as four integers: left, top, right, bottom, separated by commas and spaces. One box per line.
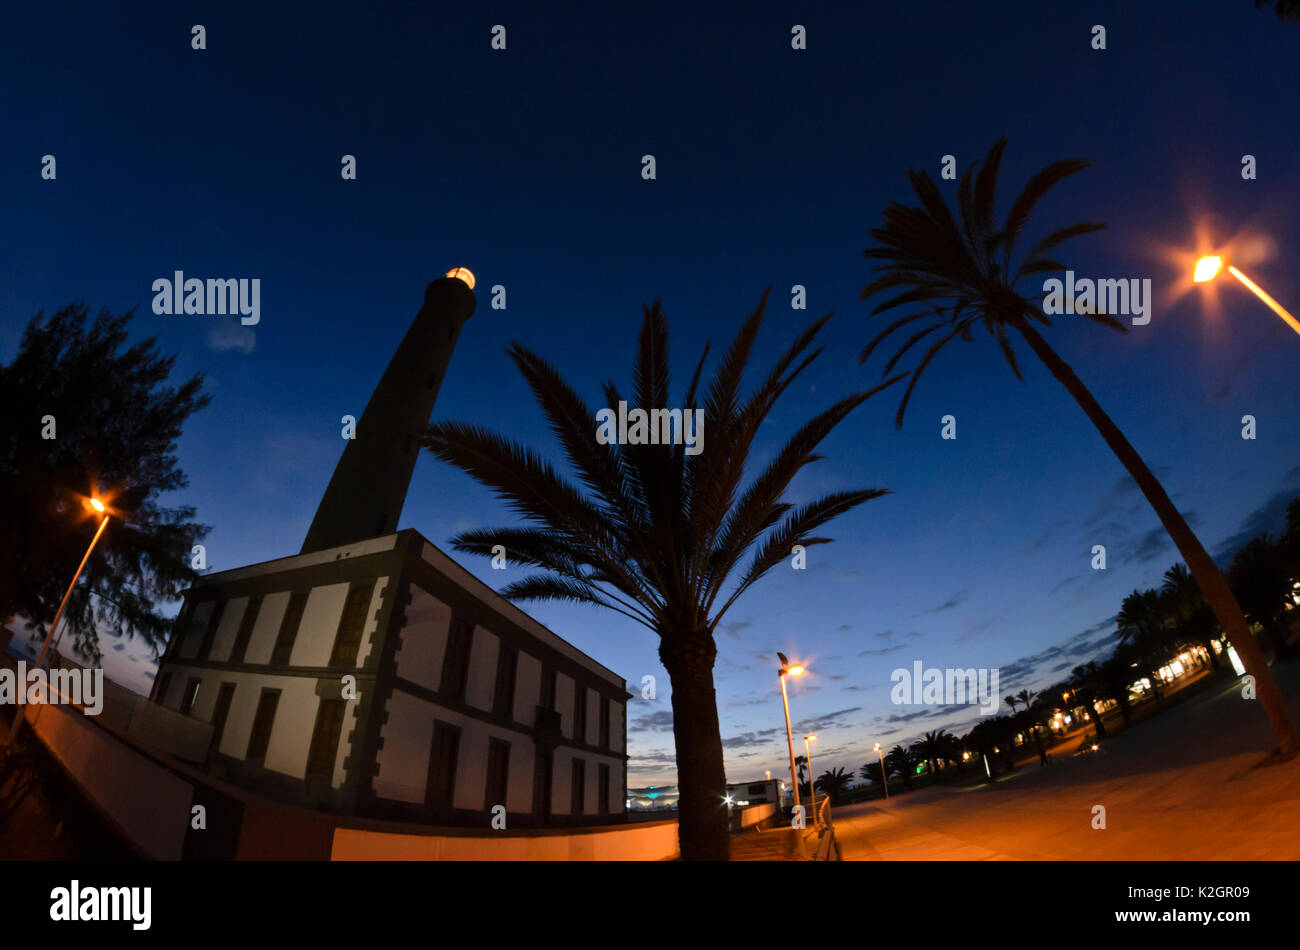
786, 664, 805, 676
90, 498, 106, 513
445, 267, 475, 290
1193, 255, 1223, 283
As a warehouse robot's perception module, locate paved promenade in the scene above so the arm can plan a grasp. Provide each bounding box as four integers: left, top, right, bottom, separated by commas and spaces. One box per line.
731, 659, 1300, 860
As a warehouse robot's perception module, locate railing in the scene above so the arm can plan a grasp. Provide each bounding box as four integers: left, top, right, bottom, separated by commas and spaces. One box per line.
813, 796, 841, 861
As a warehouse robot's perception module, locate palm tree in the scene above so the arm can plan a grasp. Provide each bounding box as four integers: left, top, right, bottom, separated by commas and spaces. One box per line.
1069, 662, 1109, 740
1162, 563, 1221, 669
422, 296, 898, 860
857, 139, 1298, 756
1229, 536, 1294, 660
886, 744, 915, 790
859, 760, 886, 789
815, 766, 853, 805
1255, 0, 1300, 22
913, 730, 946, 777
1096, 654, 1136, 724
795, 754, 810, 799
1004, 695, 1019, 716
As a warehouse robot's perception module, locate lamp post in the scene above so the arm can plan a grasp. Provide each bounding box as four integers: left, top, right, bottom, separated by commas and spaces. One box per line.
804, 733, 818, 822
875, 742, 889, 799
1194, 256, 1300, 338
777, 652, 804, 815
8, 499, 111, 744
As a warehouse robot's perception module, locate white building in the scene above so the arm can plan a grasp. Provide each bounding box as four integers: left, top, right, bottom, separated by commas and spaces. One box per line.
153, 528, 629, 828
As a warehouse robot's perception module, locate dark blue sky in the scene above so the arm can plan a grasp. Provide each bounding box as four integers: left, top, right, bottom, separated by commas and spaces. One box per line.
4, 1, 1299, 784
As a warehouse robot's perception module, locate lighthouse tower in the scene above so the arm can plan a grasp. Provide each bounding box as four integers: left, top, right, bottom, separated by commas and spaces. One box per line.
300, 268, 477, 554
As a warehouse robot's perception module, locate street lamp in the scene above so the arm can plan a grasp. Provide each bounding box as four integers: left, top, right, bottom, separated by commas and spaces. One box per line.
803, 733, 818, 822
875, 742, 889, 799
777, 652, 804, 815
8, 496, 112, 744
1194, 255, 1300, 337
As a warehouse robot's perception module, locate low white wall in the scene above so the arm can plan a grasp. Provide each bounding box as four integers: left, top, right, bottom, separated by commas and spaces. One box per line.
126, 697, 214, 764
331, 819, 679, 861
736, 801, 777, 829
25, 702, 194, 860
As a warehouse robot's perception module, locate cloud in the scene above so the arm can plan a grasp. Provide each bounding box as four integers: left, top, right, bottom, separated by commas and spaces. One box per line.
858, 643, 907, 657
918, 590, 969, 615
719, 618, 753, 639
206, 322, 256, 354
1212, 475, 1300, 563
629, 710, 674, 733
794, 706, 862, 732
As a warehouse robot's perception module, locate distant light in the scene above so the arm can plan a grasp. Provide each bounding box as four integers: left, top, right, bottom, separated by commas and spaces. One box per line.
1091, 744, 1099, 751
90, 498, 106, 513
445, 267, 476, 290
1194, 256, 1223, 283
805, 734, 817, 741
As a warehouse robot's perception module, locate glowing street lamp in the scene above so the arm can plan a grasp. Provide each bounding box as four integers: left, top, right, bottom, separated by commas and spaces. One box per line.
1194, 255, 1300, 338
8, 495, 112, 743
777, 652, 804, 815
874, 742, 889, 799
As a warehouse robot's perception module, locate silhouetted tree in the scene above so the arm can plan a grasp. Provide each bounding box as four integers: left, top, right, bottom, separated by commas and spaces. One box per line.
1229, 535, 1294, 660
0, 303, 210, 662
421, 295, 898, 860
1254, 0, 1300, 22
857, 139, 1298, 755
815, 766, 853, 805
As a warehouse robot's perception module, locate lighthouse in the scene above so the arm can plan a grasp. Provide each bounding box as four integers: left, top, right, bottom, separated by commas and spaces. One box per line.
300, 268, 477, 554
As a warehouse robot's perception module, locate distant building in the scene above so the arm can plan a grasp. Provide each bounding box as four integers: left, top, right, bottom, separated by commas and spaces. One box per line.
726, 777, 787, 808
627, 784, 679, 811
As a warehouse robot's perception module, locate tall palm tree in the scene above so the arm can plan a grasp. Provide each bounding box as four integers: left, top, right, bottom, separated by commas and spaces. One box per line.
1254, 0, 1300, 22
1004, 695, 1019, 716
422, 295, 898, 860
856, 138, 1298, 756
815, 766, 853, 805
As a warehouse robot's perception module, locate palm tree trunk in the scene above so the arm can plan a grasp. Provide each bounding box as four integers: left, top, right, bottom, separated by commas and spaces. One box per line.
1089, 697, 1108, 739
1014, 319, 1298, 755
660, 630, 730, 860
1262, 615, 1293, 661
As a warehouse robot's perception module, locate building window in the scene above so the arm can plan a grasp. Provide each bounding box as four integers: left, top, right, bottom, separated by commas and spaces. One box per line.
329, 582, 373, 667
307, 699, 346, 779
571, 758, 586, 815
573, 685, 587, 744
599, 763, 610, 814
539, 668, 557, 711
426, 721, 461, 809
270, 591, 309, 666
485, 738, 510, 811
599, 696, 610, 749
533, 750, 553, 821
493, 644, 518, 719
179, 677, 202, 716
210, 682, 236, 752
440, 615, 473, 702
196, 601, 226, 660
247, 689, 281, 763
228, 596, 262, 665
154, 671, 173, 706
